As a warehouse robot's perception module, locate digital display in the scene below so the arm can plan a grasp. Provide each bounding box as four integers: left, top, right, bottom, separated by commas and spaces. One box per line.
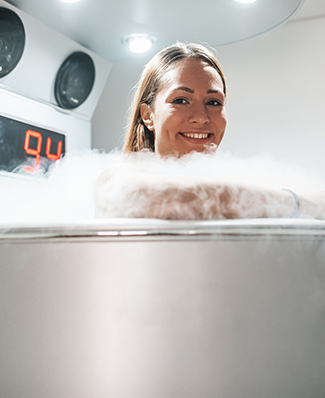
0, 114, 66, 173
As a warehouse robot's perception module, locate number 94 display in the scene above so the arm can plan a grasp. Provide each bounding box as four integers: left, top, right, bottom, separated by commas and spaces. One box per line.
0, 114, 65, 173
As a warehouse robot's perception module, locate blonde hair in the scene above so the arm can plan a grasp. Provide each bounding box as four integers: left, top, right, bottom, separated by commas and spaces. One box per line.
123, 42, 226, 153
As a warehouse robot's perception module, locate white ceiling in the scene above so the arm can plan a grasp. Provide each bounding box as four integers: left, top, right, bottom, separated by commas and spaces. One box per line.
4, 0, 325, 64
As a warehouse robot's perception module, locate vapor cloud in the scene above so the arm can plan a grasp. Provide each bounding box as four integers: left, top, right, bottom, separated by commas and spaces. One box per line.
0, 149, 324, 224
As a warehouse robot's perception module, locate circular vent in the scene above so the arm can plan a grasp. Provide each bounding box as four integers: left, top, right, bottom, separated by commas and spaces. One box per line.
54, 52, 95, 110
0, 7, 26, 79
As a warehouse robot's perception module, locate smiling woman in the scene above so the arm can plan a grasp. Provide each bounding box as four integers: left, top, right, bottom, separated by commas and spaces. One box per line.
123, 43, 226, 154
140, 58, 227, 156
95, 42, 325, 220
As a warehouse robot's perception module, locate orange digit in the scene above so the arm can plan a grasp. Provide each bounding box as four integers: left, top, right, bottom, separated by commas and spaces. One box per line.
24, 130, 42, 172
46, 137, 62, 161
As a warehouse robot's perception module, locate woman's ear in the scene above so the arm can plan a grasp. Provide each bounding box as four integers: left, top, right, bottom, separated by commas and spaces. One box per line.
140, 103, 154, 131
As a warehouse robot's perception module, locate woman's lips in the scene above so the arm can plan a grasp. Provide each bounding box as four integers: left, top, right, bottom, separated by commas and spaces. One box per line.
179, 131, 212, 143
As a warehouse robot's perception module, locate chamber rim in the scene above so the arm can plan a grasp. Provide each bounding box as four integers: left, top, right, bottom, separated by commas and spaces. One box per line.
1, 218, 325, 241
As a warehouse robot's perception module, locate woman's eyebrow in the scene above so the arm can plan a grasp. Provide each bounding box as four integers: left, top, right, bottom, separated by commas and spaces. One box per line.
173, 86, 194, 93
207, 89, 223, 94
173, 86, 223, 95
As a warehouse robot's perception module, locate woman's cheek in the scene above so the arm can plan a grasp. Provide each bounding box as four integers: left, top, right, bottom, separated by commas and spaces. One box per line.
222, 108, 227, 124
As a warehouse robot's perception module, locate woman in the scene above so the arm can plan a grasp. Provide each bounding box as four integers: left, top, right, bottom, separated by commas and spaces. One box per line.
123, 42, 227, 156
95, 42, 325, 220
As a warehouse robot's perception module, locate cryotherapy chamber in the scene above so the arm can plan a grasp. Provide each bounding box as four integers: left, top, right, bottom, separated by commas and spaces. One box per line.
0, 1, 325, 397
0, 218, 325, 398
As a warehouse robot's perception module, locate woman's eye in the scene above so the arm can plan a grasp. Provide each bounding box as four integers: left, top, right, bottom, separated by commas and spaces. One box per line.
173, 98, 188, 104
206, 100, 222, 106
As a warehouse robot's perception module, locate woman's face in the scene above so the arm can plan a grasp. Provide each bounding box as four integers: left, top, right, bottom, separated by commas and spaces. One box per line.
141, 58, 227, 156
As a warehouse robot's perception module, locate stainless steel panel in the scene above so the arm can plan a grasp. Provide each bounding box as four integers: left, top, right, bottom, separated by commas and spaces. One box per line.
0, 219, 325, 398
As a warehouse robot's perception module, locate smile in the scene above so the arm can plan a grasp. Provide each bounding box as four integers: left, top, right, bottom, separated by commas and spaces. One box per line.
180, 132, 211, 139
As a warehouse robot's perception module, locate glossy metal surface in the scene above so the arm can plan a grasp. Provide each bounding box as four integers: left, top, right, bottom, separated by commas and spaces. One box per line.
1, 219, 325, 398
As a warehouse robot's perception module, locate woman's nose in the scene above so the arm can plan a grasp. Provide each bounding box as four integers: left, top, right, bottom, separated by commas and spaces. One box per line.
188, 103, 209, 124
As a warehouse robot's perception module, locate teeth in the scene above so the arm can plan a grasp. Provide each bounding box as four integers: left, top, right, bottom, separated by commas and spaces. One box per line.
182, 133, 209, 139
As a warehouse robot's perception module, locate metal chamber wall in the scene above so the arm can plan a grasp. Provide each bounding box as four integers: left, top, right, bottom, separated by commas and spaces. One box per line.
0, 219, 324, 398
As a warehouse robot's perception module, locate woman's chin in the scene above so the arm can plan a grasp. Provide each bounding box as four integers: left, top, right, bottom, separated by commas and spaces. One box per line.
178, 142, 219, 156
155, 140, 219, 157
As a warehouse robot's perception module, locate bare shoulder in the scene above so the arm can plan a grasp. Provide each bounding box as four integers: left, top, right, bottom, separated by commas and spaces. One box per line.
94, 158, 146, 218
95, 160, 139, 186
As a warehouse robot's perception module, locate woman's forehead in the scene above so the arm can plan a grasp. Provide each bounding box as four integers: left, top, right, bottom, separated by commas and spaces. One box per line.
159, 58, 224, 92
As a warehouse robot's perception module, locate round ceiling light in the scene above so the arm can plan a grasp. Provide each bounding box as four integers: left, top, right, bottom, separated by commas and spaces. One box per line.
121, 34, 156, 53
235, 0, 257, 3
